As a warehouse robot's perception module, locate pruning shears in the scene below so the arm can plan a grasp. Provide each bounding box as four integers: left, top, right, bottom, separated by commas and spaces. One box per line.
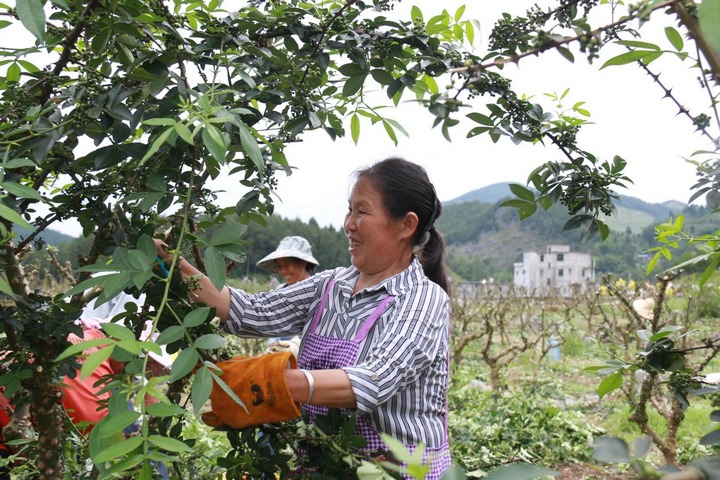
156, 256, 170, 278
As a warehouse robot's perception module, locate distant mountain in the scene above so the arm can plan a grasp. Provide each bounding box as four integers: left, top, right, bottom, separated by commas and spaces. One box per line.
445, 183, 513, 205
15, 226, 75, 246
444, 182, 688, 233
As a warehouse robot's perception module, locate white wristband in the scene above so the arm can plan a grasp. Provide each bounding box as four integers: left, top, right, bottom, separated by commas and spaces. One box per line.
299, 369, 315, 405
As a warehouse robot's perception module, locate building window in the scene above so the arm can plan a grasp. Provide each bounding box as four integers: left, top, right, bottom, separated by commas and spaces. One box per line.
558, 268, 564, 277
540, 269, 544, 276
540, 254, 544, 262
582, 269, 586, 277
557, 253, 564, 261
547, 278, 551, 286
568, 268, 572, 275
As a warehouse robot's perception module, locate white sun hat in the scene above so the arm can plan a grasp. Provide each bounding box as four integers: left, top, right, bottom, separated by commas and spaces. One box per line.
257, 236, 319, 272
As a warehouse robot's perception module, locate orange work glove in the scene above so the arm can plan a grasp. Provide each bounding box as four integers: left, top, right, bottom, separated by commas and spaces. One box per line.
202, 351, 301, 429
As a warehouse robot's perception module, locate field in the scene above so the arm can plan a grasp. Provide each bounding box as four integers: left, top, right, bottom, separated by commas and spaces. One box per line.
156, 275, 720, 479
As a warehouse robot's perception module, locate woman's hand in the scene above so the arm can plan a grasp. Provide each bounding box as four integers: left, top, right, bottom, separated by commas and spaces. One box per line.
153, 238, 232, 323
154, 238, 171, 261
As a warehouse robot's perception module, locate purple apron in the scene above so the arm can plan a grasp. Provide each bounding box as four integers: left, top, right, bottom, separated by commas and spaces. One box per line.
297, 279, 451, 479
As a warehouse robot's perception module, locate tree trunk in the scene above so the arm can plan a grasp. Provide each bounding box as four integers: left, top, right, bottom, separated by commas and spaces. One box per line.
2, 244, 65, 479
27, 365, 64, 480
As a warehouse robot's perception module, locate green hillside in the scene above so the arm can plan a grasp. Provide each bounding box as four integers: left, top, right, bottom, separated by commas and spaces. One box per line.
601, 205, 656, 234
15, 226, 75, 247
437, 184, 714, 283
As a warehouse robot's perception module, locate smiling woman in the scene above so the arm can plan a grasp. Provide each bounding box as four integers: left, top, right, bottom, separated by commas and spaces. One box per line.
156, 157, 452, 478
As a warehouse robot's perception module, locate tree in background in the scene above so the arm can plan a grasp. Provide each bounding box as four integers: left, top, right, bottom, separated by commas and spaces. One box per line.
0, 0, 719, 478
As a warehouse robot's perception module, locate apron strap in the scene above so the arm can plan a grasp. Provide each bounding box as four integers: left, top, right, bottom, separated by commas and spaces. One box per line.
353, 295, 394, 342
308, 278, 336, 334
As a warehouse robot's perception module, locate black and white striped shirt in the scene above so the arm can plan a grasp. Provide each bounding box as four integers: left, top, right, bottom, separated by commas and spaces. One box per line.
223, 257, 450, 447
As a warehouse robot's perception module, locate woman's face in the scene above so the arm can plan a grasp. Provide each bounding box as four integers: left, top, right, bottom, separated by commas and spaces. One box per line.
275, 257, 309, 285
344, 177, 416, 279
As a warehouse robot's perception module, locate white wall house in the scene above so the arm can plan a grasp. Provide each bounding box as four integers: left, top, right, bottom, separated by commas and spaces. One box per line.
513, 245, 595, 296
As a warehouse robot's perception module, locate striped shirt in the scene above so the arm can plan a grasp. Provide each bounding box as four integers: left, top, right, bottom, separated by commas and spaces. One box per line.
223, 257, 450, 447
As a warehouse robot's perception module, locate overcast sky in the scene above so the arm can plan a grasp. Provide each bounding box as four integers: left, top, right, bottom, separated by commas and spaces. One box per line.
18, 0, 713, 236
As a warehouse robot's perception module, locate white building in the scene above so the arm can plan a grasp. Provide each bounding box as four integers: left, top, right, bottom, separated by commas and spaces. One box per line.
513, 245, 595, 296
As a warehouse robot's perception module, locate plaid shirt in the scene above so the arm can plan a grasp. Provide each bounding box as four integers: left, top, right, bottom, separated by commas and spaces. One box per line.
223, 257, 450, 447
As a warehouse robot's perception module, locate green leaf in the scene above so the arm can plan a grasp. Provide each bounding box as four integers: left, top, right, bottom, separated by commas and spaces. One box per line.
454, 4, 465, 22
598, 372, 623, 399
4, 158, 36, 169
155, 325, 185, 345
63, 274, 108, 298
203, 245, 226, 291
191, 366, 213, 413
426, 14, 450, 35
80, 346, 114, 380
0, 204, 31, 229
91, 27, 111, 55
370, 69, 394, 86
6, 63, 20, 82
382, 119, 398, 146
138, 127, 173, 166
143, 118, 177, 126
518, 203, 537, 220
617, 40, 660, 50
700, 429, 720, 446
465, 21, 475, 45
210, 223, 246, 246
194, 334, 226, 351
0, 278, 13, 296
592, 437, 631, 463
509, 183, 535, 202
238, 122, 264, 175
350, 114, 360, 144
169, 347, 199, 382
93, 436, 144, 463
664, 26, 684, 51
102, 453, 145, 477
95, 410, 142, 439
146, 402, 186, 418
343, 74, 367, 97
175, 122, 194, 145
699, 0, 720, 60
102, 323, 137, 343
136, 234, 157, 262
55, 338, 116, 362
183, 307, 212, 328
202, 124, 226, 164
147, 435, 192, 453
209, 370, 246, 412
467, 112, 493, 126
699, 259, 717, 287
601, 50, 656, 69
410, 5, 423, 23
422, 74, 439, 94
556, 46, 575, 62
16, 0, 45, 42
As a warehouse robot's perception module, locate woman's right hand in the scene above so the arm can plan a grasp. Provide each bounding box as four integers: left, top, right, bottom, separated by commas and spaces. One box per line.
154, 238, 171, 261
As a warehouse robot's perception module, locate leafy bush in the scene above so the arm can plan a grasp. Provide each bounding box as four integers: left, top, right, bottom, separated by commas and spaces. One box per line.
449, 379, 603, 471
693, 286, 720, 319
